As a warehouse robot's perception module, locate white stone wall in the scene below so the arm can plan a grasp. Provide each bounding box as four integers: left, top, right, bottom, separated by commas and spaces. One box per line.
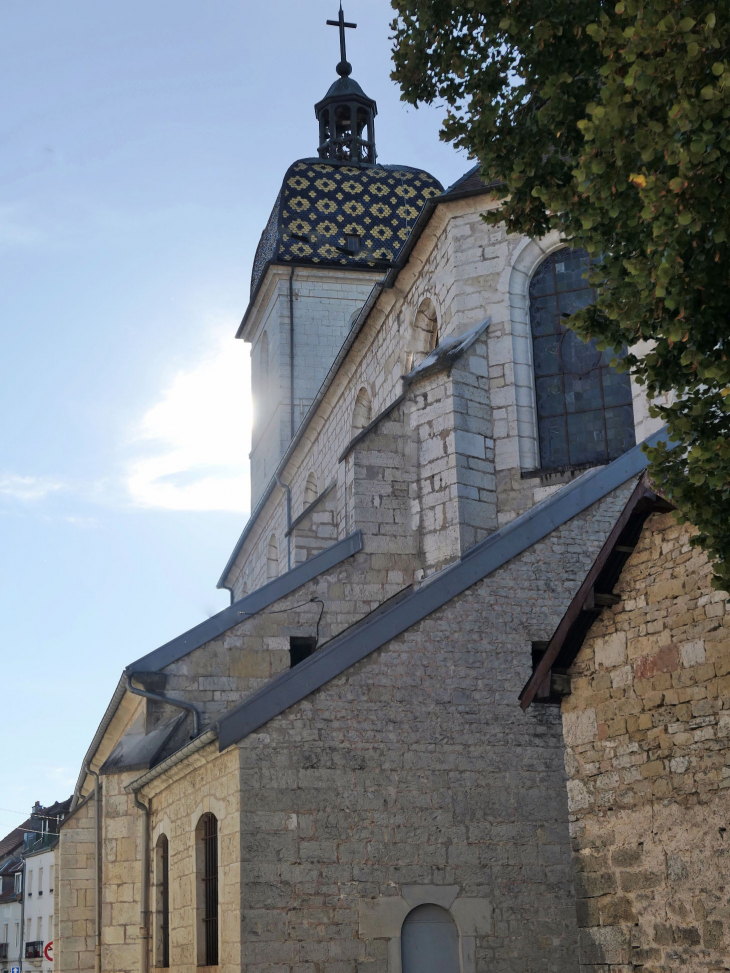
246, 267, 381, 510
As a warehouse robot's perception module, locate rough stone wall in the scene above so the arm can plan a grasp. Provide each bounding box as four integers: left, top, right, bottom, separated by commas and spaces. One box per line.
409, 333, 496, 573
96, 773, 147, 973
162, 538, 427, 730
340, 400, 420, 577
291, 488, 338, 568
233, 484, 635, 973
143, 744, 241, 973
57, 798, 96, 973
561, 512, 730, 972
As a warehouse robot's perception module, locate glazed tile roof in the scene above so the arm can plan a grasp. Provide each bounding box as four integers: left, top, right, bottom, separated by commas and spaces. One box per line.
250, 159, 443, 295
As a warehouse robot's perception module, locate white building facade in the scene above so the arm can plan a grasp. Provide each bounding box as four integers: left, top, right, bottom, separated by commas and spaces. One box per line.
22, 846, 55, 973
0, 859, 23, 973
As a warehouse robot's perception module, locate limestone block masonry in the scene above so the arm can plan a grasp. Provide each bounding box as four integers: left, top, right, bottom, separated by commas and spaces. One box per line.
561, 512, 730, 972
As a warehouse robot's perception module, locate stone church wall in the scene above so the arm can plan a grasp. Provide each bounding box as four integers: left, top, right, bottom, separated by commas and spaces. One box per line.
228, 482, 634, 973
227, 197, 662, 603
144, 744, 241, 973
57, 797, 97, 973
561, 512, 730, 972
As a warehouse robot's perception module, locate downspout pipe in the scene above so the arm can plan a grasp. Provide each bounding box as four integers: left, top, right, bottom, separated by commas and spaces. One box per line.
132, 792, 150, 973
83, 763, 102, 973
18, 857, 25, 973
288, 267, 295, 441
275, 474, 292, 572
126, 673, 201, 739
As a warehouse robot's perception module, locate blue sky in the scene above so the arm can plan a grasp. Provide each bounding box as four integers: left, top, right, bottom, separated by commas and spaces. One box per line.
0, 0, 467, 833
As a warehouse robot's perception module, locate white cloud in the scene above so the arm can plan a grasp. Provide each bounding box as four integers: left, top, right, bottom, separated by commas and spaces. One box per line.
0, 474, 64, 501
126, 326, 252, 512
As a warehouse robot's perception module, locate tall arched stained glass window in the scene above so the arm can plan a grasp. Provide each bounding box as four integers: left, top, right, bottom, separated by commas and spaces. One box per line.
530, 247, 636, 470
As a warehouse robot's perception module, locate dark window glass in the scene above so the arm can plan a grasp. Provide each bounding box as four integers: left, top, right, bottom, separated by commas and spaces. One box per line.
290, 637, 317, 668
202, 815, 218, 967
529, 248, 635, 470
158, 835, 169, 968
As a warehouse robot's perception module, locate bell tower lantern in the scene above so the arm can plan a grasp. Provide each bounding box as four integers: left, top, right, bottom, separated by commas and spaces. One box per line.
314, 5, 377, 164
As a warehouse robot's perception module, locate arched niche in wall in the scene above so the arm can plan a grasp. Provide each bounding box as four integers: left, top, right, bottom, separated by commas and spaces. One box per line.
351, 386, 372, 439
266, 534, 278, 580
303, 471, 319, 510
410, 298, 439, 366
401, 904, 459, 973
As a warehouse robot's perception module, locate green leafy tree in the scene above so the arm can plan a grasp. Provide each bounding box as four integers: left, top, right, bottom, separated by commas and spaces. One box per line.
391, 0, 730, 586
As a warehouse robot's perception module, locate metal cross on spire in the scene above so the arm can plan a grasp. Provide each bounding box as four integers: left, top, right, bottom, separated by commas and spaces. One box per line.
326, 3, 356, 77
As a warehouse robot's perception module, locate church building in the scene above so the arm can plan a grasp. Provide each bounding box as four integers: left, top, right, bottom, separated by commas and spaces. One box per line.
55, 11, 730, 973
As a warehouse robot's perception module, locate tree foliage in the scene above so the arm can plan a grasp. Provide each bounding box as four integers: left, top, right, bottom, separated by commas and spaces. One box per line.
391, 0, 730, 586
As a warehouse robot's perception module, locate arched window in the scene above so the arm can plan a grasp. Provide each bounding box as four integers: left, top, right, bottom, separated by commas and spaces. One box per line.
266, 534, 278, 580
154, 834, 169, 968
412, 298, 439, 364
401, 905, 459, 973
530, 247, 635, 470
195, 814, 218, 967
351, 387, 372, 438
303, 472, 318, 510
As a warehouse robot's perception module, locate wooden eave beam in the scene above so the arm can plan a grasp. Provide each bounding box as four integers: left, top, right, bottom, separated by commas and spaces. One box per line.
519, 475, 673, 711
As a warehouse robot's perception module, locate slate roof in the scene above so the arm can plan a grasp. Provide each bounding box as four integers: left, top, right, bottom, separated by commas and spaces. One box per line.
0, 824, 26, 860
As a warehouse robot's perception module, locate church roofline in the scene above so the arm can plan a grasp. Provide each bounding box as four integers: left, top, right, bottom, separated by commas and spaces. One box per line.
222, 170, 498, 589
128, 530, 363, 673
71, 531, 363, 803
216, 428, 672, 751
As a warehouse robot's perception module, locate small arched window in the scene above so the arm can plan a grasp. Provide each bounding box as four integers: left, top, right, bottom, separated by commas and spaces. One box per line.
266, 534, 279, 580
195, 814, 218, 967
401, 905, 459, 973
530, 247, 635, 470
303, 472, 319, 510
154, 834, 169, 968
412, 298, 439, 364
351, 387, 372, 438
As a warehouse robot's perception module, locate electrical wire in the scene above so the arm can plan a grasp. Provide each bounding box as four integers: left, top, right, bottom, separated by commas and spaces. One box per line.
237, 596, 326, 647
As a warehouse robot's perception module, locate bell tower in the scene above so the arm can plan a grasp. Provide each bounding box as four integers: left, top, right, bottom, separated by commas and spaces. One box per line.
314, 6, 377, 164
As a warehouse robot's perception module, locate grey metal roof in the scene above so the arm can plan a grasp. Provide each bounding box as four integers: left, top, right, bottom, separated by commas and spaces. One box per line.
99, 715, 186, 775
128, 530, 363, 674
217, 428, 669, 750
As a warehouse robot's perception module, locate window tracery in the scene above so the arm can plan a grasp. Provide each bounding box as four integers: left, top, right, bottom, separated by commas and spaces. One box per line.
529, 247, 635, 470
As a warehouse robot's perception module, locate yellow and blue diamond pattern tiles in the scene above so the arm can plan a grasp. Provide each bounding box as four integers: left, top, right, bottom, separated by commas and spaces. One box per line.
260, 159, 442, 280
